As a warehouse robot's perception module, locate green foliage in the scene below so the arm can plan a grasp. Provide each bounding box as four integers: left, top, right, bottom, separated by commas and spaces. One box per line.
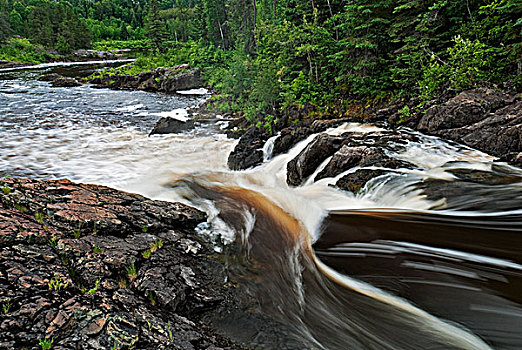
0, 38, 56, 64
39, 337, 54, 350
85, 279, 101, 295
2, 301, 11, 314
419, 35, 500, 98
142, 249, 151, 259
48, 275, 68, 291
125, 262, 137, 281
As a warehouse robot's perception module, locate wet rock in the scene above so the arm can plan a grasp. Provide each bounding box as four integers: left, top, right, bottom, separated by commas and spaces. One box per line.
88, 66, 203, 94
315, 146, 412, 181
272, 127, 314, 157
0, 178, 252, 350
149, 117, 195, 135
287, 134, 344, 186
38, 73, 63, 82
408, 88, 521, 160
51, 76, 81, 87
415, 88, 513, 133
227, 127, 267, 170
335, 169, 388, 194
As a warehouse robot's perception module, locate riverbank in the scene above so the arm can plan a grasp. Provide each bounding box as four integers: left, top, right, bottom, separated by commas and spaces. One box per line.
226, 87, 522, 177
0, 38, 131, 70
0, 177, 306, 350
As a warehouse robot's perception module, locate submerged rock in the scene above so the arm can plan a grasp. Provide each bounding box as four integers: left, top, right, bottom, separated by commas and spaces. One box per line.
38, 73, 63, 82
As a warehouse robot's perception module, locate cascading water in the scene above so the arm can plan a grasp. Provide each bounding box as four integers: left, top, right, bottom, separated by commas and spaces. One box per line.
1, 62, 521, 349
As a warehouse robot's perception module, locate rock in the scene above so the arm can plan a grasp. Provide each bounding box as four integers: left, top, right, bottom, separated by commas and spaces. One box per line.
160, 68, 202, 93
315, 145, 412, 181
149, 117, 195, 135
51, 76, 81, 87
286, 134, 344, 186
408, 88, 521, 160
415, 88, 513, 133
227, 127, 267, 170
335, 169, 388, 194
88, 66, 204, 94
272, 127, 314, 157
0, 178, 253, 349
38, 73, 63, 82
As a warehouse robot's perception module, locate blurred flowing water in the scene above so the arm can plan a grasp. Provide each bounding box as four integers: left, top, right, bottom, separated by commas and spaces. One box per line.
1, 62, 521, 349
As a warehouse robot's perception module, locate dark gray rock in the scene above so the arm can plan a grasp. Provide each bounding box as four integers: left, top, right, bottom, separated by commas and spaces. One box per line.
149, 117, 195, 135
408, 88, 521, 162
272, 127, 314, 157
286, 134, 344, 186
415, 88, 513, 133
335, 169, 388, 194
38, 73, 63, 82
227, 127, 267, 170
315, 145, 412, 181
51, 76, 81, 87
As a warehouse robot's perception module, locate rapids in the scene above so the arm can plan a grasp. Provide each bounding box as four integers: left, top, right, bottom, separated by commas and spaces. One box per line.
1, 62, 521, 349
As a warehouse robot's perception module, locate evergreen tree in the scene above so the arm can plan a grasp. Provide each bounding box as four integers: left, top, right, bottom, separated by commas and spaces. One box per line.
145, 0, 167, 51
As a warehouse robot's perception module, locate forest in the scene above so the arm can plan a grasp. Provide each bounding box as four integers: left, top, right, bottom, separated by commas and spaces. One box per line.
1, 0, 521, 121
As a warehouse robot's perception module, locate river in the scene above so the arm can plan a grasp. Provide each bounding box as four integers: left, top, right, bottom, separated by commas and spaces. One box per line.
1, 62, 521, 349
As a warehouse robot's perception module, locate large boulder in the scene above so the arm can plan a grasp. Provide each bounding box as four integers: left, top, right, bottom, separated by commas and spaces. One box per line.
415, 88, 513, 133
286, 134, 344, 186
149, 117, 195, 135
227, 127, 267, 170
408, 88, 521, 162
315, 145, 412, 181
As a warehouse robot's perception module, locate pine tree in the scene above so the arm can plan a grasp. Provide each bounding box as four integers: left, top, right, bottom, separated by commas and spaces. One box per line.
145, 0, 167, 52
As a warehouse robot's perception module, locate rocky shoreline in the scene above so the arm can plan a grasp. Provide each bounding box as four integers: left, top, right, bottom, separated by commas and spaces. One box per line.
226, 88, 521, 194
87, 65, 204, 94
0, 178, 299, 350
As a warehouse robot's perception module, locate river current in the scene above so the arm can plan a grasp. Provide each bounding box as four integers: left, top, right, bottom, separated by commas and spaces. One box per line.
1, 62, 521, 349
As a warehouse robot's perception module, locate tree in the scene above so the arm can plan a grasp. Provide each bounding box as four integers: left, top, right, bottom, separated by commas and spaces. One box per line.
0, 12, 11, 43
145, 0, 167, 51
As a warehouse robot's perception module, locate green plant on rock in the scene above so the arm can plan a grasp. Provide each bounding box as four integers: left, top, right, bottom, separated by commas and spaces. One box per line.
126, 262, 137, 282
34, 211, 44, 224
255, 114, 277, 136
2, 301, 11, 314
397, 105, 411, 123
1, 182, 10, 195
92, 246, 103, 254
48, 276, 68, 291
142, 249, 151, 259
86, 279, 101, 295
149, 239, 163, 253
39, 337, 54, 349
48, 236, 58, 248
